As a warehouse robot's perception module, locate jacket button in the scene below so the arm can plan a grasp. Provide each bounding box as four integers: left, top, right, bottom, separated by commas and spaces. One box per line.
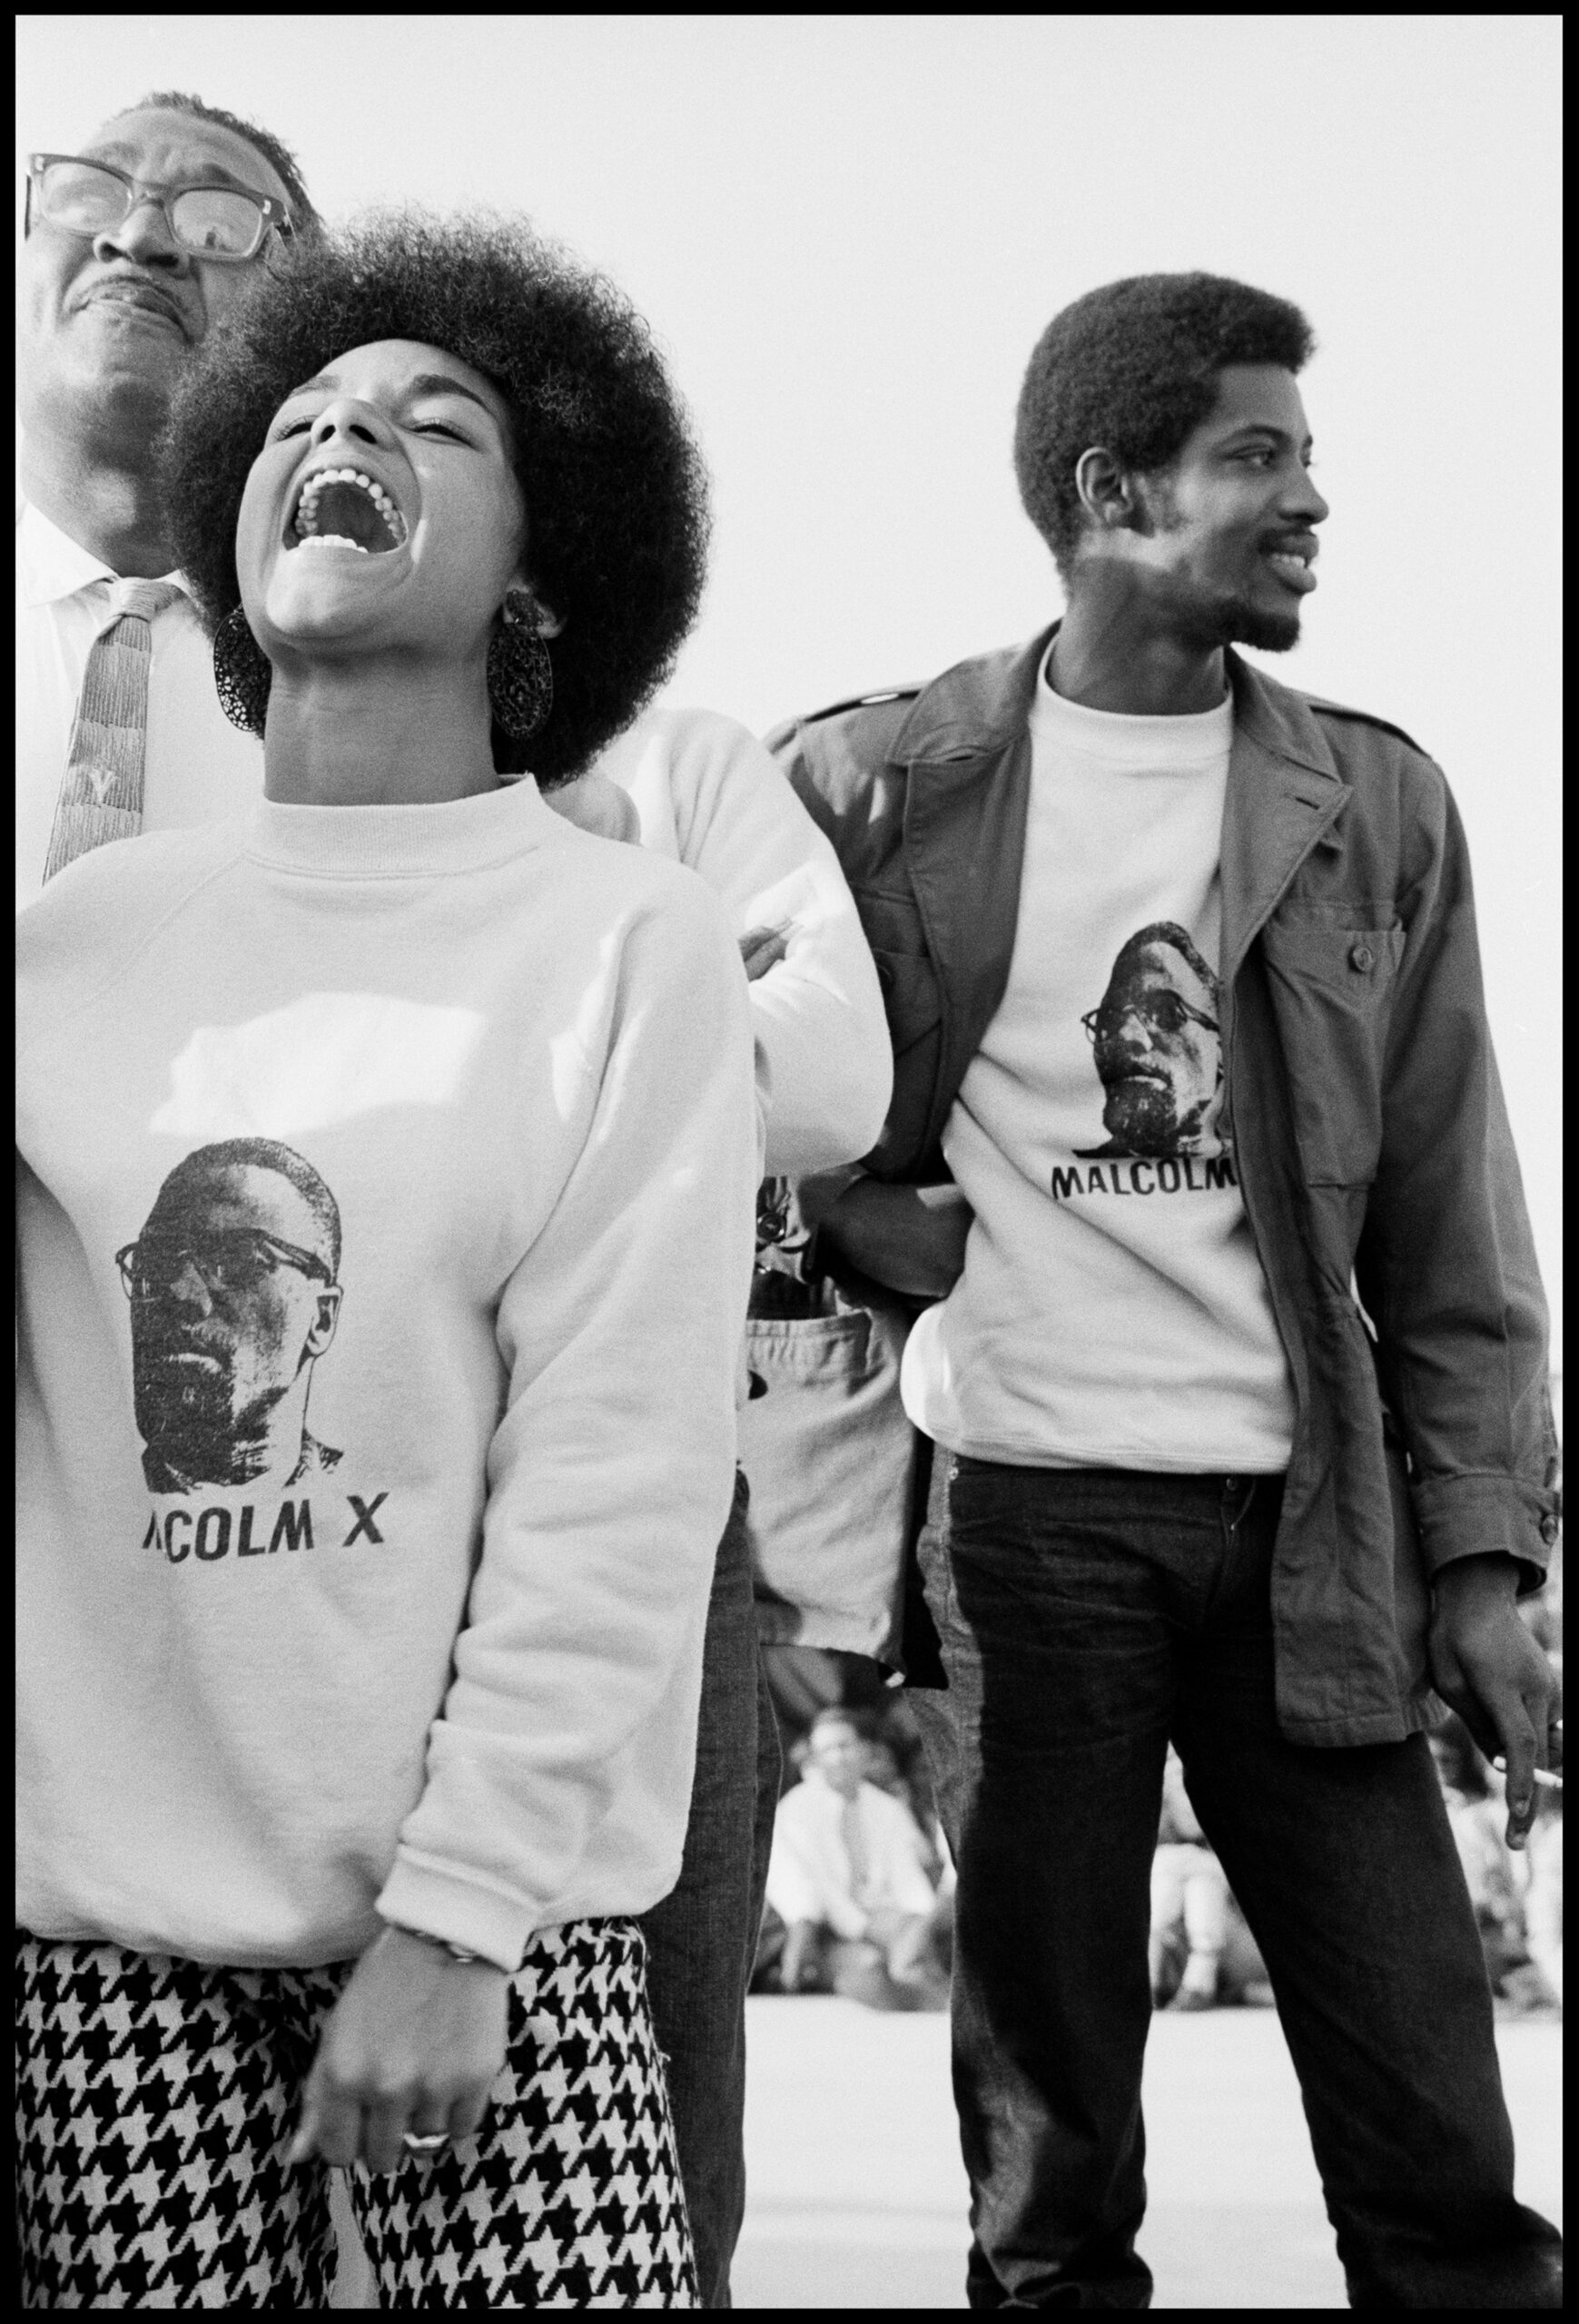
1540, 1514, 1560, 1545
1349, 940, 1376, 973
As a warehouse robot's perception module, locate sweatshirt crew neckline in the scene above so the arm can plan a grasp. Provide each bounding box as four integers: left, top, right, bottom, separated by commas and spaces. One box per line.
1031, 658, 1234, 768
246, 775, 556, 879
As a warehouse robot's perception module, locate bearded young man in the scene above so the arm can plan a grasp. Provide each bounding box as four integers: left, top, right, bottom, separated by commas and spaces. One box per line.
771, 272, 1562, 2309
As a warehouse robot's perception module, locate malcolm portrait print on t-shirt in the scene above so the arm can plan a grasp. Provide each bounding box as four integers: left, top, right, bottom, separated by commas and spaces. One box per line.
1074, 921, 1224, 1162
116, 1137, 345, 1496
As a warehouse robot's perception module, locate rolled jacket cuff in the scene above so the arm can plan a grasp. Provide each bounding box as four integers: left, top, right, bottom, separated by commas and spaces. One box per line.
1411, 1471, 1559, 1595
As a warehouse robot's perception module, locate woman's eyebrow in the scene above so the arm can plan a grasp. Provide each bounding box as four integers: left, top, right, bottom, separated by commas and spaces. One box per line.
278, 370, 497, 414
406, 372, 497, 415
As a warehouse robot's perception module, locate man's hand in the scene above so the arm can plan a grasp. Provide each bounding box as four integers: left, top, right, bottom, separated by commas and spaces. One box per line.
814, 1177, 974, 1300
739, 923, 792, 982
286, 1925, 510, 2173
1428, 1553, 1563, 1850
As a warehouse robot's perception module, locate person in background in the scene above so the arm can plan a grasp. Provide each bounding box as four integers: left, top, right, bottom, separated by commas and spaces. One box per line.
1149, 1747, 1230, 2011
548, 585, 890, 2313
774, 271, 1562, 2307
1430, 1719, 1554, 2009
16, 91, 315, 907
1519, 1787, 1563, 2010
765, 1708, 945, 2011
17, 208, 757, 2308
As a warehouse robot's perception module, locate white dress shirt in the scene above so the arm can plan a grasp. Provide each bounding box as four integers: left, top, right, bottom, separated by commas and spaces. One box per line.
765, 1768, 938, 1939
15, 500, 263, 911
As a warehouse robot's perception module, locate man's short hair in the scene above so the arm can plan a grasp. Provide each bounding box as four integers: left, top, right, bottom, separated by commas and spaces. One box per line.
1013, 271, 1315, 577
155, 1137, 341, 1277
1111, 921, 1219, 998
128, 89, 320, 233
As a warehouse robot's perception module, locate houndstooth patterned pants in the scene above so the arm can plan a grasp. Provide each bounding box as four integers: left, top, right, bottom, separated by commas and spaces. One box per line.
15, 1918, 697, 2309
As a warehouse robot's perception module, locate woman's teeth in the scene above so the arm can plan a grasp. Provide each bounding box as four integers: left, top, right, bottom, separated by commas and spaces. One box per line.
297, 534, 370, 554
291, 466, 408, 549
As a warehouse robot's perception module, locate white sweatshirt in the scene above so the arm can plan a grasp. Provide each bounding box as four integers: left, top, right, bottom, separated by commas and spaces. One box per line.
574, 706, 893, 1175
15, 780, 759, 1972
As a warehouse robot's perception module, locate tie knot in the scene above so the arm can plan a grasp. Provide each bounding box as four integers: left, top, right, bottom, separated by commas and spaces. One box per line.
110, 579, 183, 625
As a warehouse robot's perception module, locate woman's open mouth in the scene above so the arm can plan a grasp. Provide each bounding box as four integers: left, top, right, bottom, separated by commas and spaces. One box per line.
288, 468, 409, 556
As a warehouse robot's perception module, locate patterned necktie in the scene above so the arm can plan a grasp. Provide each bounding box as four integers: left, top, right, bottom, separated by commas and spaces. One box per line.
43, 578, 185, 882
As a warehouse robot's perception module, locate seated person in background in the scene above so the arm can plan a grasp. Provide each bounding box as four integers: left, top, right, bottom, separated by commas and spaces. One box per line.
1150, 1748, 1230, 2011
1519, 1789, 1563, 2009
1431, 1717, 1551, 2007
765, 1709, 944, 2010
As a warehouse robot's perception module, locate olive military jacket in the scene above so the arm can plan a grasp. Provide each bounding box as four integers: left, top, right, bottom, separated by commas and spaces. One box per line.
767, 627, 1558, 1747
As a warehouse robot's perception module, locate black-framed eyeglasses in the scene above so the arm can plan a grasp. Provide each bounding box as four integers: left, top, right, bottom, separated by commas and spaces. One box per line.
26, 153, 293, 261
115, 1228, 331, 1303
1081, 992, 1219, 1044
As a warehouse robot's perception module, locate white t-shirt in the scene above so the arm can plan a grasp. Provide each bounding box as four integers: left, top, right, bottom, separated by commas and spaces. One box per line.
901, 665, 1295, 1473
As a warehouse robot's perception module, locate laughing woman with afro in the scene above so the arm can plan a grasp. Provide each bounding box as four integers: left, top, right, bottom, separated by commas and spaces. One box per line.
15, 211, 762, 2307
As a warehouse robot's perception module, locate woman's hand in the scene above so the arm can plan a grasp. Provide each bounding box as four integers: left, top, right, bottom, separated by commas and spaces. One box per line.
287, 1925, 510, 2173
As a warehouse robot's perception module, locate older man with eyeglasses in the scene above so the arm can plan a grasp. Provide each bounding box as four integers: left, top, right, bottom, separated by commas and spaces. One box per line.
16, 92, 318, 909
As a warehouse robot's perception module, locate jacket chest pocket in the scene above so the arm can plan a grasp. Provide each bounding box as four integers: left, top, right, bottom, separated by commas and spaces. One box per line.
1258, 921, 1405, 1186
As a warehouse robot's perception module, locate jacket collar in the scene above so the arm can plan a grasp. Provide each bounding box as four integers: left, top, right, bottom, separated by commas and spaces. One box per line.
889, 615, 1346, 781
890, 627, 1055, 763
887, 617, 1353, 992
1219, 650, 1350, 985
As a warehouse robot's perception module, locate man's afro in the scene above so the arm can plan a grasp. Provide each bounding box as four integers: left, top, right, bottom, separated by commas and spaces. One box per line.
161, 208, 710, 784
1013, 271, 1315, 576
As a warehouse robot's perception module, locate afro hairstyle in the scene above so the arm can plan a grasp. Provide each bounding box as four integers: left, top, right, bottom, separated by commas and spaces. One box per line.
1013, 271, 1315, 577
130, 89, 321, 233
161, 208, 710, 784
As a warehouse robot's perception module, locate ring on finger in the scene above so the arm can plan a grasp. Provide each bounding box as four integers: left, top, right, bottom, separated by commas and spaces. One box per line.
402, 2130, 449, 2154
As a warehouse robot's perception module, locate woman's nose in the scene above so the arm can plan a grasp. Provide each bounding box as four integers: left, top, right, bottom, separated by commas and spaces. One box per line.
311, 400, 388, 452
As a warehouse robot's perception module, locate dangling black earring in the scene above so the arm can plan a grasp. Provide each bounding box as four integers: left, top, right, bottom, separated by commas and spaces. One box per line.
212, 605, 272, 736
487, 586, 555, 746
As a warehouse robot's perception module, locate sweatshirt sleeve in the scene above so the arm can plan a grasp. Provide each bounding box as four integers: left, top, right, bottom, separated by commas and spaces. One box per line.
643, 710, 893, 1176
377, 867, 760, 1967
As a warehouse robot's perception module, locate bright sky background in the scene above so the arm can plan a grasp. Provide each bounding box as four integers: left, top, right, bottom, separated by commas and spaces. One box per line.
16, 14, 1563, 1360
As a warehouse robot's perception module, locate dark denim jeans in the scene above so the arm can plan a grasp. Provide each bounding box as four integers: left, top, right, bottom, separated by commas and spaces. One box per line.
639, 1472, 783, 2308
909, 1460, 1563, 2310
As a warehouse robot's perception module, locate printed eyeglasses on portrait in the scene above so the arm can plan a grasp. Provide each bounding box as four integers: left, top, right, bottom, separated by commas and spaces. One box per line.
1081, 992, 1219, 1044
115, 1230, 331, 1302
